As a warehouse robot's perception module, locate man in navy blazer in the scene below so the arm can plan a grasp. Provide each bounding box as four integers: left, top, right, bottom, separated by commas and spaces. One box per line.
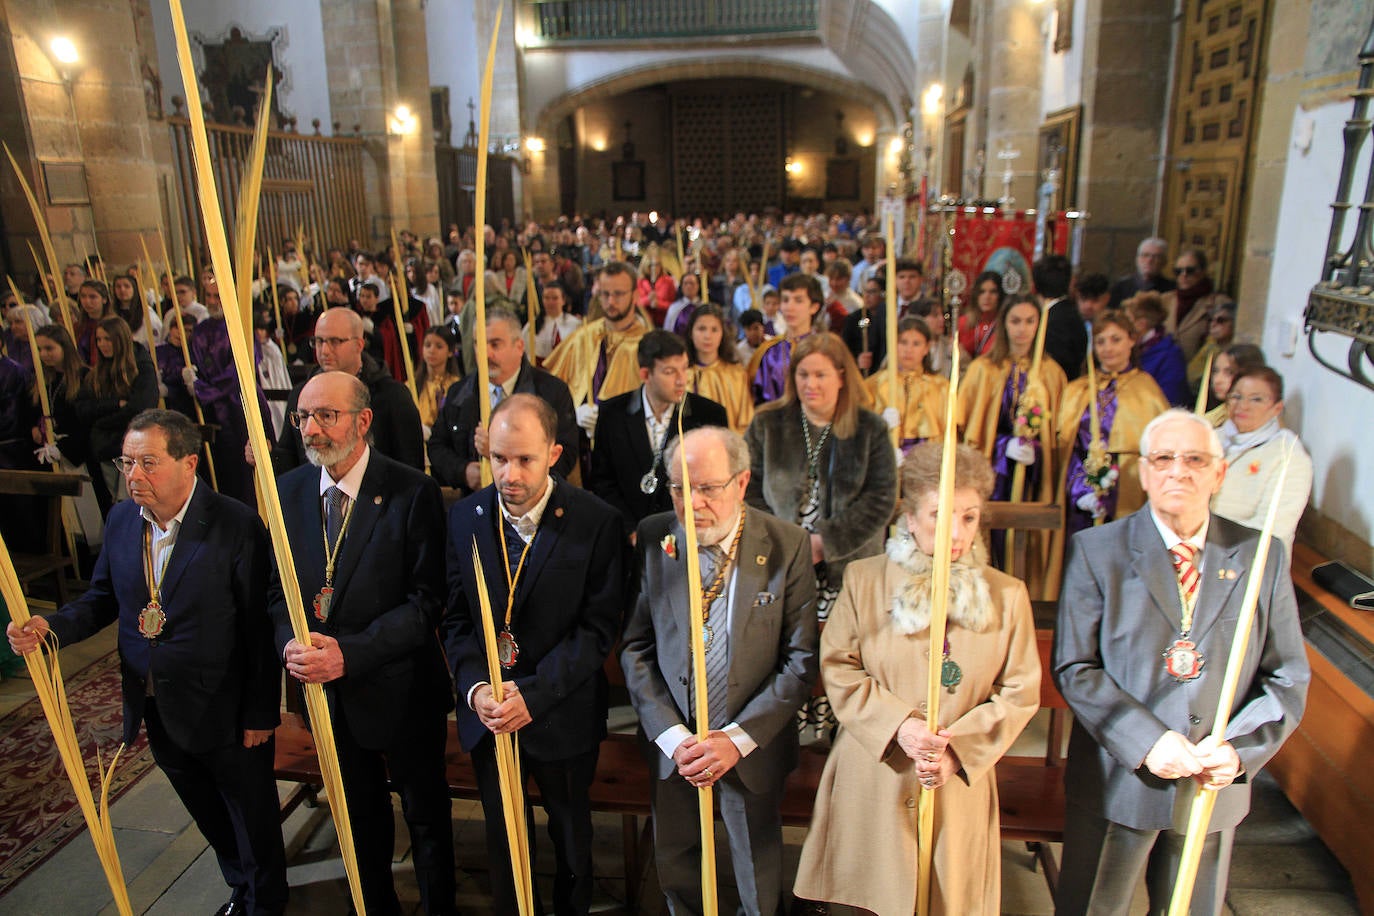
443, 393, 625, 916
267, 371, 455, 916
589, 329, 729, 540
8, 409, 286, 916
1053, 409, 1309, 914
427, 306, 579, 494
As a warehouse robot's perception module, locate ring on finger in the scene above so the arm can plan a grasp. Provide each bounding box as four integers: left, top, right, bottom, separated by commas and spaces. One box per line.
704, 769, 713, 780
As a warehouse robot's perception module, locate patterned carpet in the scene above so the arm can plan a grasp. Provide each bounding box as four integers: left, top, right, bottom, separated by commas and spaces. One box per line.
0, 652, 154, 898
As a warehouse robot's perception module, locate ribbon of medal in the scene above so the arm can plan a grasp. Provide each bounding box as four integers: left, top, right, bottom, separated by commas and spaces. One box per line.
139, 522, 175, 638
699, 510, 747, 650
1163, 551, 1205, 682
495, 515, 537, 669
316, 496, 356, 622
640, 405, 673, 495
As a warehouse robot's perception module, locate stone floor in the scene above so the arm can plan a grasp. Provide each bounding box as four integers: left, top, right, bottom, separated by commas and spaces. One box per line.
0, 626, 1360, 915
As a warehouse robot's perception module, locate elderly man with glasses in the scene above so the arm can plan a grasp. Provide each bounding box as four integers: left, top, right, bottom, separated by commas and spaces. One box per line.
8, 409, 288, 916
262, 306, 423, 475
1052, 407, 1309, 916
269, 371, 456, 915
621, 426, 818, 916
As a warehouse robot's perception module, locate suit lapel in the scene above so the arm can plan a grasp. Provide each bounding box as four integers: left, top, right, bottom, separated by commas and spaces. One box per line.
727, 512, 772, 682
1129, 510, 1184, 632
1190, 520, 1245, 642
329, 456, 384, 601
294, 471, 328, 594
156, 484, 210, 602
626, 391, 656, 472
472, 488, 511, 622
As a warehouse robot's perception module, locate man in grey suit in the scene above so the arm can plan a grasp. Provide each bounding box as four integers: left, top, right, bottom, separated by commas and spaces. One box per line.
621, 426, 818, 916
1053, 408, 1310, 915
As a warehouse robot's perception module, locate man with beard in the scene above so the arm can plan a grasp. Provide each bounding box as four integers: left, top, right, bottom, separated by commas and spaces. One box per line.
444, 393, 624, 915
542, 260, 651, 437
621, 426, 818, 916
264, 306, 423, 474
268, 371, 456, 916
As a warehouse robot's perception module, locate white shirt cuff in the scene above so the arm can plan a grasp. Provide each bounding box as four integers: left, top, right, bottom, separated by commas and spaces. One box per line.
466, 681, 488, 711
654, 724, 692, 759
652, 722, 757, 759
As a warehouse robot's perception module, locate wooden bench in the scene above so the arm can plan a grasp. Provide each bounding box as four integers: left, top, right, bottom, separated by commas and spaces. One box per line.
1268, 543, 1374, 914
0, 469, 86, 607
273, 627, 1069, 909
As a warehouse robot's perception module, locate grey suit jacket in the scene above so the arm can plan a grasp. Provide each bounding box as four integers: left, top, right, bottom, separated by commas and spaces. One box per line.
1052, 509, 1310, 832
621, 508, 819, 794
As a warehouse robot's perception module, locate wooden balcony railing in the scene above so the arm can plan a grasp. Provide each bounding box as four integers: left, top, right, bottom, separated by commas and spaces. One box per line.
168, 118, 368, 269
526, 0, 817, 43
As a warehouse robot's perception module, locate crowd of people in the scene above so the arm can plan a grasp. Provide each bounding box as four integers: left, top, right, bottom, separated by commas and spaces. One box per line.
0, 210, 1315, 915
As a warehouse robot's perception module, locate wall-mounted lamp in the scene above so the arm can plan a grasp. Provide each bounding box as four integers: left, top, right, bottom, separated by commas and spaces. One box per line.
922, 83, 944, 117
389, 104, 418, 136
49, 35, 80, 83
785, 158, 803, 176
524, 136, 545, 153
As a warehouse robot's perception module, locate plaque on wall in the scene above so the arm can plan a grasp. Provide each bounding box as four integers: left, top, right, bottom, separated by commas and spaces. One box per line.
826, 159, 860, 200
613, 160, 645, 201
41, 161, 90, 206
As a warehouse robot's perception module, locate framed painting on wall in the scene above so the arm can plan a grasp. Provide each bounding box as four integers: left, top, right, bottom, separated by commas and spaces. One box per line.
613, 160, 645, 201
1037, 105, 1082, 212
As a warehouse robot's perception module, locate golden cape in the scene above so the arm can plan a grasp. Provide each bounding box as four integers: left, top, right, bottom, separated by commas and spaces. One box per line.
690, 360, 754, 433
542, 313, 650, 406
1044, 367, 1169, 595
865, 368, 949, 443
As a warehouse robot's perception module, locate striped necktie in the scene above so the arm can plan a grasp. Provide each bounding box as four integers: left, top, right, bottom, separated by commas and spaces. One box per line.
1170, 543, 1200, 612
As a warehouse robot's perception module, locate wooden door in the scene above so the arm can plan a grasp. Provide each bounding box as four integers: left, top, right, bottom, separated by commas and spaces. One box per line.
1162, 0, 1268, 289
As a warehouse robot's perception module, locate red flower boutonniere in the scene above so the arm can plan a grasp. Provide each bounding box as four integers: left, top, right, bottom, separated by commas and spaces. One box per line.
660, 534, 678, 560
1248, 461, 1261, 475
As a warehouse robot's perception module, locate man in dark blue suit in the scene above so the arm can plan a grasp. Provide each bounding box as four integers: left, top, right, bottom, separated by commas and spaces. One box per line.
8, 409, 286, 916
443, 393, 625, 916
267, 371, 455, 916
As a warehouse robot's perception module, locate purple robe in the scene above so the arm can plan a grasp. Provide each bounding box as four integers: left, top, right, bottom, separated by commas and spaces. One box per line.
189, 317, 271, 505
989, 366, 1042, 502
2, 332, 33, 378
1065, 378, 1120, 536
751, 337, 796, 404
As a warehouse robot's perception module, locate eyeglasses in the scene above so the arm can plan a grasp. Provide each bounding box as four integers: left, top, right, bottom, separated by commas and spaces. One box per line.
668, 472, 741, 499
1140, 451, 1219, 471
1174, 265, 1200, 275
309, 335, 360, 349
1225, 393, 1273, 407
112, 455, 166, 476
289, 408, 359, 429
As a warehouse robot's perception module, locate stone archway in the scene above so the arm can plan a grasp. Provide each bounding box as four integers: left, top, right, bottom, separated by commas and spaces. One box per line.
534, 56, 900, 140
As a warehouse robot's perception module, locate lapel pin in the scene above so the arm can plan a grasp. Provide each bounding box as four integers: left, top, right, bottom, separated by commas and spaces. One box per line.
554, 507, 564, 518
475, 505, 484, 516
373, 495, 383, 505
1224, 568, 1238, 580
756, 554, 766, 565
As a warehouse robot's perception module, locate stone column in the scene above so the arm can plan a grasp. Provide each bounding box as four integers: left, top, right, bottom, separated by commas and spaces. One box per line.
2, 0, 170, 273
978, 0, 1044, 208
320, 0, 438, 244
1076, 0, 1174, 273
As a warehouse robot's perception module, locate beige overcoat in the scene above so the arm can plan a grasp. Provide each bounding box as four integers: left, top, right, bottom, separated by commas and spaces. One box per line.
793, 553, 1040, 916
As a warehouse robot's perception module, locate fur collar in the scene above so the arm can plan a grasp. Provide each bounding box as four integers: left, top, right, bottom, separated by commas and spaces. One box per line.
885, 532, 995, 635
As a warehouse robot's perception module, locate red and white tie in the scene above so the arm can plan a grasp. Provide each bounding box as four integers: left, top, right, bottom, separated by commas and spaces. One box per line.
1170, 543, 1201, 612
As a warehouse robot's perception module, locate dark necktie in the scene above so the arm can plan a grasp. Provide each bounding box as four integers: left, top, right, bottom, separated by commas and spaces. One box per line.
325, 486, 345, 545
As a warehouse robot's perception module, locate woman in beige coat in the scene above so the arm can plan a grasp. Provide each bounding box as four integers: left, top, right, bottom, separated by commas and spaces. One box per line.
794, 443, 1041, 915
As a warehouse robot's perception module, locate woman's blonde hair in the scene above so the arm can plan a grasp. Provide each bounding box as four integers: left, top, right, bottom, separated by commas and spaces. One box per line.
759, 332, 873, 439
899, 440, 995, 516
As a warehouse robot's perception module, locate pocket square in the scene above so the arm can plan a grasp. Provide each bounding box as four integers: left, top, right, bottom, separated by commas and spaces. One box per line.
753, 591, 776, 607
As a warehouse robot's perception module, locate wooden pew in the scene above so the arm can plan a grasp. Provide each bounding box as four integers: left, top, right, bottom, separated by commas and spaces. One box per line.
0, 469, 85, 606
1268, 543, 1374, 914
